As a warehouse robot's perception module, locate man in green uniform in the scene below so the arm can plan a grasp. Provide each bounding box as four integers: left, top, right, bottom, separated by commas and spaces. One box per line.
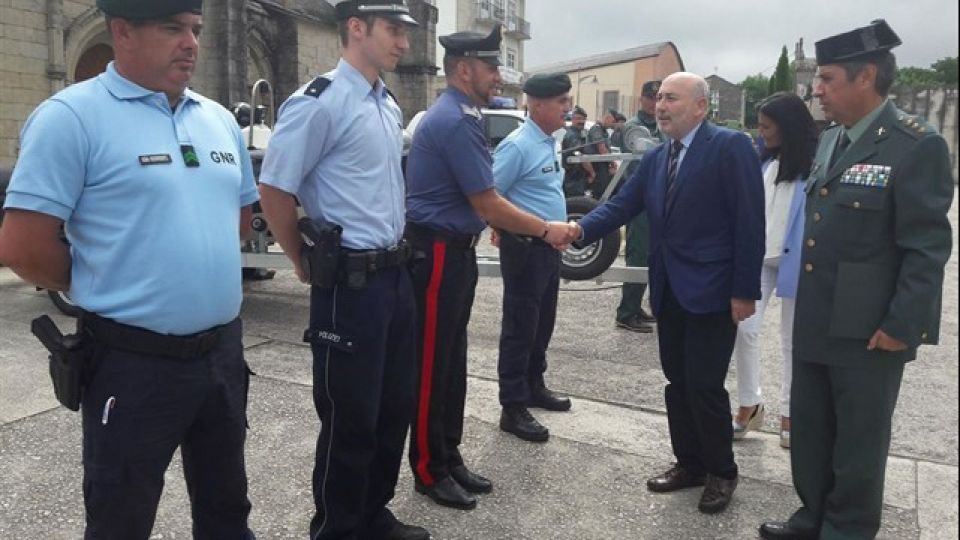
615, 80, 663, 332
759, 19, 954, 540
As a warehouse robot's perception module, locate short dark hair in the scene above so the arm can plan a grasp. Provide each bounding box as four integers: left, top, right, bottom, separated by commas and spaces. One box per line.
758, 92, 819, 183
338, 14, 377, 47
838, 51, 897, 97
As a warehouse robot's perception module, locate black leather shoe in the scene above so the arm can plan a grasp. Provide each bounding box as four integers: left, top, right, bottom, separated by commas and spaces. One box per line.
758, 522, 817, 540
698, 474, 738, 514
528, 385, 572, 412
415, 476, 477, 510
450, 464, 493, 494
615, 315, 654, 333
383, 522, 431, 540
638, 308, 657, 324
500, 405, 550, 442
646, 464, 706, 493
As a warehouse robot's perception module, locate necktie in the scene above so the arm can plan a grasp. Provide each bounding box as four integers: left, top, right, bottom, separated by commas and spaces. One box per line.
830, 132, 851, 168
665, 139, 684, 211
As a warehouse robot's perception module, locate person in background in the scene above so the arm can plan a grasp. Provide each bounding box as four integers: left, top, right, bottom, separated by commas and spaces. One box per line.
615, 80, 664, 333
730, 92, 818, 450
561, 106, 593, 197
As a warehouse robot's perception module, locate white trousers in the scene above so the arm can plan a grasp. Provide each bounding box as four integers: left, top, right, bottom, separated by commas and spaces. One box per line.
732, 262, 795, 417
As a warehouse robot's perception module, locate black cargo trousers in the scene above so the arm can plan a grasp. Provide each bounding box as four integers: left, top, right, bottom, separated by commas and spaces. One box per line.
80, 317, 254, 540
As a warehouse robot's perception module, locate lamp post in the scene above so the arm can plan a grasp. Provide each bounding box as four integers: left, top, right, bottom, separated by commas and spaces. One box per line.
576, 74, 598, 108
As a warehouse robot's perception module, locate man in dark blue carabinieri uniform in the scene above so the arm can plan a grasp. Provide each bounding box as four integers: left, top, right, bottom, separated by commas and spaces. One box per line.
405, 24, 572, 512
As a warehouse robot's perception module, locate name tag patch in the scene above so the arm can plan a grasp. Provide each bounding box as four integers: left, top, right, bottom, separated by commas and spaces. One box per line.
842, 164, 892, 188
139, 154, 173, 166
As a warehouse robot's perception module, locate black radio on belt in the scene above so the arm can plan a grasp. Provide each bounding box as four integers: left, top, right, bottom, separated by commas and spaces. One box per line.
298, 217, 343, 289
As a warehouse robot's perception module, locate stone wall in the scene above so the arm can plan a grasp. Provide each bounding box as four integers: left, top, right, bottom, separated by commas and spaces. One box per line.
1, 0, 53, 167
890, 86, 959, 182
0, 0, 439, 168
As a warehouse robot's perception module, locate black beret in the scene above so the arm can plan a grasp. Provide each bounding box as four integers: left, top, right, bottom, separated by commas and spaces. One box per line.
334, 0, 419, 26
441, 24, 503, 66
816, 19, 901, 65
523, 73, 572, 98
572, 106, 588, 118
97, 0, 202, 19
641, 80, 662, 98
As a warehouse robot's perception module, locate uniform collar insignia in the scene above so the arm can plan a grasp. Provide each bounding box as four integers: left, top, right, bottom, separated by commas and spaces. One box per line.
460, 103, 481, 119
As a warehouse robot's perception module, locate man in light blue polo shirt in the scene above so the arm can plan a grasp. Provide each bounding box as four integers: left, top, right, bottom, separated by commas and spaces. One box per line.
0, 0, 259, 538
493, 73, 575, 444
257, 2, 428, 539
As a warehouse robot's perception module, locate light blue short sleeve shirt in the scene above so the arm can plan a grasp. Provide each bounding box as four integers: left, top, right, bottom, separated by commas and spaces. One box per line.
258, 59, 407, 250
4, 63, 258, 335
493, 119, 566, 222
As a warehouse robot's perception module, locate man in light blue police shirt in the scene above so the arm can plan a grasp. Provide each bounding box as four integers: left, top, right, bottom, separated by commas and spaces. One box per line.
405, 24, 573, 513
0, 0, 259, 538
257, 1, 428, 539
493, 73, 575, 444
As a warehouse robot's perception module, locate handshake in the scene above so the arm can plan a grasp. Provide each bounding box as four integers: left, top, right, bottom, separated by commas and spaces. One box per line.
544, 221, 583, 251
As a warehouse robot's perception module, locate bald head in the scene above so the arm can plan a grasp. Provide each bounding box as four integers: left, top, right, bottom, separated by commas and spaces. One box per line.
656, 72, 710, 140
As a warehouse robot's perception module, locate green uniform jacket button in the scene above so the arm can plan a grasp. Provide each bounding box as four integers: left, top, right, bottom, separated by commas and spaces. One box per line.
819, 187, 829, 197
805, 263, 814, 273
806, 239, 816, 248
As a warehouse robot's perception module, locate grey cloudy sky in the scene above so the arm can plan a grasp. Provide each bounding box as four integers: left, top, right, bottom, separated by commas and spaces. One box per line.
524, 0, 959, 83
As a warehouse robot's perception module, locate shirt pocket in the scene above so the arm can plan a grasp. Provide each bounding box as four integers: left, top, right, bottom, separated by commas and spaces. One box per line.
832, 187, 889, 247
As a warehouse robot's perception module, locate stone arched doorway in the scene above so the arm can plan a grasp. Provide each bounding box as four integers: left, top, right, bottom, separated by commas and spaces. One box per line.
74, 43, 114, 82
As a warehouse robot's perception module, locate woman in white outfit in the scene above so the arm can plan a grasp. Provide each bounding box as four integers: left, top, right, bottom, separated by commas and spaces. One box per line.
732, 92, 819, 448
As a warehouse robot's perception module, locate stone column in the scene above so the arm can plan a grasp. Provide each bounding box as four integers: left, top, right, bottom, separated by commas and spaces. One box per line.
46, 0, 66, 93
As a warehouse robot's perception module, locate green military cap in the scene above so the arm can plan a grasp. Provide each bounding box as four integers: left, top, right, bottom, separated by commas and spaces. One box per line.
816, 19, 902, 65
332, 0, 419, 26
641, 80, 662, 97
440, 24, 503, 66
97, 0, 202, 19
523, 73, 572, 98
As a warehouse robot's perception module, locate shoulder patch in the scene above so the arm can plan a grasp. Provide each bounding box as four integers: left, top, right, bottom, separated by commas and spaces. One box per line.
384, 86, 399, 104
461, 103, 481, 119
305, 77, 332, 99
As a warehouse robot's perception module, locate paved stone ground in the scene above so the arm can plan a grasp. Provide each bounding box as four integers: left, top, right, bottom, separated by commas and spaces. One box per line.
1, 194, 957, 539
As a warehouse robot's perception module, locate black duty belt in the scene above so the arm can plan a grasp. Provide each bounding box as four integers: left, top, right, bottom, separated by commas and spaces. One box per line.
514, 234, 554, 249
82, 312, 229, 360
405, 222, 480, 250
340, 241, 413, 273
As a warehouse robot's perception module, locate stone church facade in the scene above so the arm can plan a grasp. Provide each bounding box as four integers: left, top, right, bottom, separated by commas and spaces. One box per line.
0, 0, 439, 167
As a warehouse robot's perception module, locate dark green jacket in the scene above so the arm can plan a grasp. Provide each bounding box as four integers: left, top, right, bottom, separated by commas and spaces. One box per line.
794, 101, 954, 366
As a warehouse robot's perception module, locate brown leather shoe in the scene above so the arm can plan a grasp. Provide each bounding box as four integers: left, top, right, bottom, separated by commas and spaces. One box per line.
698, 474, 738, 514
646, 464, 706, 493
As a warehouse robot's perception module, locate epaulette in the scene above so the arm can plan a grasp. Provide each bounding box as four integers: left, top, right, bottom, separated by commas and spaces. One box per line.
896, 112, 929, 136
460, 103, 481, 119
305, 77, 332, 99
384, 86, 399, 105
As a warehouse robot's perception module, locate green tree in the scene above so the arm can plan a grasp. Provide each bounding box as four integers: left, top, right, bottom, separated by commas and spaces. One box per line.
932, 57, 958, 84
896, 66, 939, 88
771, 46, 794, 93
741, 73, 771, 128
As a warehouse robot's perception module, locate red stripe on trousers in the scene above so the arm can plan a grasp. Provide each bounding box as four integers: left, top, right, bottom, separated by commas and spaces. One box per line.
415, 240, 447, 485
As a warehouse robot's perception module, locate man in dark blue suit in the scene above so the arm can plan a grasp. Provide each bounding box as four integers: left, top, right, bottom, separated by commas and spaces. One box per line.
567, 72, 765, 514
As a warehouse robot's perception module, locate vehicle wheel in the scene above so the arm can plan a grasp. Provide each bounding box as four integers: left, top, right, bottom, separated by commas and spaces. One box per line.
48, 290, 82, 318
561, 196, 621, 281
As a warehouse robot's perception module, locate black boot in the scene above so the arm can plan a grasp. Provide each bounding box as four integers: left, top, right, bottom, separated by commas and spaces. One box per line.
500, 405, 549, 442
528, 384, 572, 412
383, 521, 431, 540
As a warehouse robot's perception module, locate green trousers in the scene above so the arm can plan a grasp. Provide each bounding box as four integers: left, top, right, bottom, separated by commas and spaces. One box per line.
788, 358, 905, 539
616, 212, 650, 321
